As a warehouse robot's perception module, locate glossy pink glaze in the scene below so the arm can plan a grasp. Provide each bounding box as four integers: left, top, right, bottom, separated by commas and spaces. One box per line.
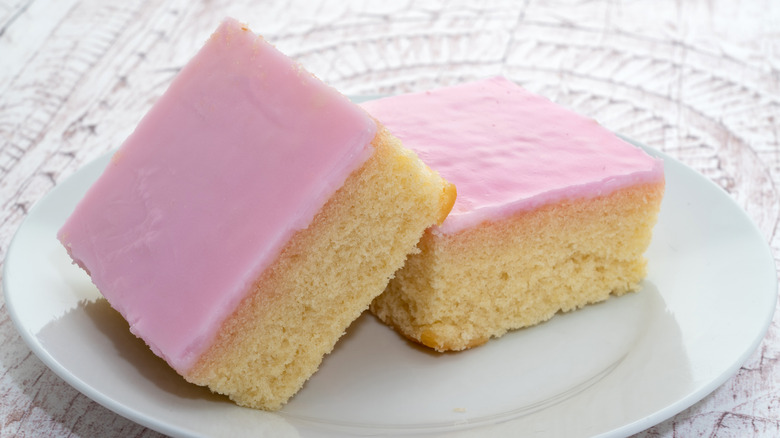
57, 18, 377, 373
361, 77, 664, 234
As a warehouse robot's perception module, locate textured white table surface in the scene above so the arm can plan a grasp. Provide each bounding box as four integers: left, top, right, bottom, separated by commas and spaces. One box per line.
1, 0, 779, 436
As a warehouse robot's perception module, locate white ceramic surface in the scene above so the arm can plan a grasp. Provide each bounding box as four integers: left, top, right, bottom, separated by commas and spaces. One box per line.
3, 141, 777, 438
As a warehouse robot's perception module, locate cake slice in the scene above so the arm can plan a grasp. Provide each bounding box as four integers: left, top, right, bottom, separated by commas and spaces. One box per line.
362, 77, 664, 352
57, 18, 455, 410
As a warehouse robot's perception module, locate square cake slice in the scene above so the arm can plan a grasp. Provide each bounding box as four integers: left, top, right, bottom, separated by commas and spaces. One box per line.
57, 18, 455, 409
362, 77, 664, 352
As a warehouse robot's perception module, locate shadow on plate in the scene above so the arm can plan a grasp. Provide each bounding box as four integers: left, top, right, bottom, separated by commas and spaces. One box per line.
37, 297, 230, 404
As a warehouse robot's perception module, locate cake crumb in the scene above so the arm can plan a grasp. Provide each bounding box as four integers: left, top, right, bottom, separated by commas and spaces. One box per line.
453, 407, 467, 413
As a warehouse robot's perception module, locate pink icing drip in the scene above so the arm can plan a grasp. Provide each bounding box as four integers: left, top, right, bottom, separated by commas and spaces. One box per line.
361, 77, 664, 234
58, 18, 377, 372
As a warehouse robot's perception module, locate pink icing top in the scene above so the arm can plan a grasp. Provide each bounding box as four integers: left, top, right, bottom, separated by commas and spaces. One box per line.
58, 18, 377, 373
361, 77, 664, 234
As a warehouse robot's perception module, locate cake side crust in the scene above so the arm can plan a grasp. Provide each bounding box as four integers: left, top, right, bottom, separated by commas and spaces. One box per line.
370, 179, 664, 352
185, 124, 455, 409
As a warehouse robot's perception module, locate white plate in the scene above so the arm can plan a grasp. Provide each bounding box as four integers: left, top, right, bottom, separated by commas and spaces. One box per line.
4, 141, 777, 438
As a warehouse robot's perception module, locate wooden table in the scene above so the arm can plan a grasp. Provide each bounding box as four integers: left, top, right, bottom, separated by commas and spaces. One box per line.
2, 0, 778, 436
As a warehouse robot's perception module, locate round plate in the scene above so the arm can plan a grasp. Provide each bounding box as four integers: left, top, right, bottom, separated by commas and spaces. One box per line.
3, 141, 777, 437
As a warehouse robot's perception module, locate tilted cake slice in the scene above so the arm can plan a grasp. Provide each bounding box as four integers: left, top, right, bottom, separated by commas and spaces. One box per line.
58, 18, 455, 410
362, 77, 664, 352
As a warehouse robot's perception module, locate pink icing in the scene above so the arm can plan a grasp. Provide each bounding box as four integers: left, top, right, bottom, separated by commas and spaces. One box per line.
58, 18, 377, 373
361, 77, 664, 234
